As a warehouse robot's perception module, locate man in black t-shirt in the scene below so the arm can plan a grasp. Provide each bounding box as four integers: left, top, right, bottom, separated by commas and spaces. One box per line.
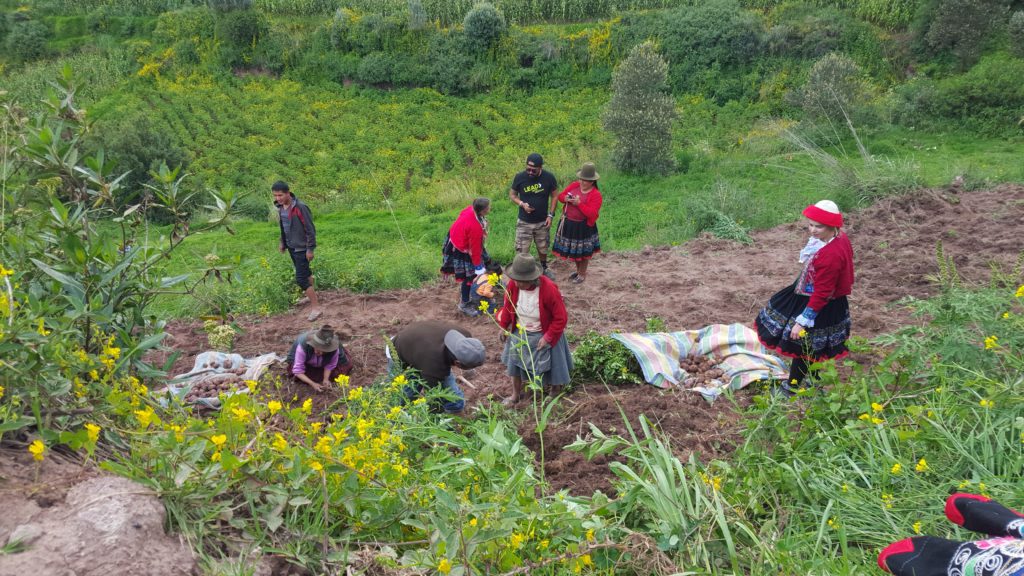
508, 152, 558, 278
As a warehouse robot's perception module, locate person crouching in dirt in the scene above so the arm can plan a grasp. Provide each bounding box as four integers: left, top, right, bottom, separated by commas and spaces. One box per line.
552, 162, 603, 284
287, 325, 353, 393
754, 200, 854, 396
441, 197, 491, 317
390, 321, 486, 414
496, 254, 573, 406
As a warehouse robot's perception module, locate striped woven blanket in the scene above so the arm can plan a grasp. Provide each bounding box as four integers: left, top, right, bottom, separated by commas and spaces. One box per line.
611, 323, 788, 401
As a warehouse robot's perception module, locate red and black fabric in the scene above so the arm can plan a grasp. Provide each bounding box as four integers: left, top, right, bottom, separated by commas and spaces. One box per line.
879, 494, 1024, 576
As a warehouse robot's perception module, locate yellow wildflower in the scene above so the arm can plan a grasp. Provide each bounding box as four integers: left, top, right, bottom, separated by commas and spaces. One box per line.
244, 379, 257, 392
487, 272, 500, 286
28, 439, 45, 461
581, 554, 593, 566
84, 423, 101, 443
334, 373, 350, 388
211, 451, 222, 462
134, 406, 156, 428
871, 402, 884, 413
1004, 312, 1011, 319
509, 532, 525, 549
392, 374, 407, 387
881, 493, 895, 509
0, 263, 12, 277
912, 521, 922, 534
827, 517, 839, 529
469, 517, 478, 527
478, 300, 489, 312
0, 384, 4, 399
308, 459, 323, 472
585, 528, 595, 542
169, 424, 185, 442
980, 398, 994, 409
891, 463, 902, 475
347, 387, 363, 401
1015, 284, 1024, 298
267, 400, 282, 414
89, 369, 100, 381
437, 558, 452, 575
871, 417, 884, 425
984, 335, 998, 349
230, 407, 251, 422
797, 329, 807, 338
413, 397, 426, 406
301, 398, 312, 414
36, 318, 50, 336
915, 458, 929, 473
210, 434, 227, 448
841, 483, 849, 492
272, 433, 288, 451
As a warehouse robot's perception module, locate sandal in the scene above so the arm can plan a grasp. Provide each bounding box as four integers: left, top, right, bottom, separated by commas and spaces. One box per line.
568, 272, 579, 281
572, 275, 586, 284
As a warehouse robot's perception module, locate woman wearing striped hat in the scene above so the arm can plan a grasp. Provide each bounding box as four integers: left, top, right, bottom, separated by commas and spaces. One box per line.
755, 200, 855, 395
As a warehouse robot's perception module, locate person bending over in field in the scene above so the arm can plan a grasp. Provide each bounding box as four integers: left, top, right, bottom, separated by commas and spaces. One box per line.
287, 325, 352, 393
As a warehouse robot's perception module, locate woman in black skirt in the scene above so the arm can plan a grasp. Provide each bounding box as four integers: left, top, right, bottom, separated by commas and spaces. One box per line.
755, 200, 855, 395
552, 162, 603, 284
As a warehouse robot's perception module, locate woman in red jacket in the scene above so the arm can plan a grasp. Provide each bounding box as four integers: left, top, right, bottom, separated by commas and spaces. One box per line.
496, 254, 573, 405
441, 197, 491, 317
755, 200, 854, 396
552, 162, 603, 284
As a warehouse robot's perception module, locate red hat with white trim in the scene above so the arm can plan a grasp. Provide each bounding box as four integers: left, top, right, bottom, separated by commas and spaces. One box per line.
802, 200, 843, 228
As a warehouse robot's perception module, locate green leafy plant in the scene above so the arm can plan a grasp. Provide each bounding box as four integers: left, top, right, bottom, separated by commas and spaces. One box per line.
572, 331, 644, 386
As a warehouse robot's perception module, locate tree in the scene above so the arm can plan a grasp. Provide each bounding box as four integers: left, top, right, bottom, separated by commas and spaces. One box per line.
787, 52, 866, 124
463, 2, 506, 53
602, 42, 676, 176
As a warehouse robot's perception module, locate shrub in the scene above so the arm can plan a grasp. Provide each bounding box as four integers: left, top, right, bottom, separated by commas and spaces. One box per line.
5, 20, 50, 63
603, 41, 676, 176
655, 0, 763, 93
214, 9, 268, 67
356, 51, 394, 84
426, 30, 474, 94
916, 0, 1008, 70
154, 7, 216, 44
787, 52, 866, 124
87, 112, 191, 213
408, 0, 427, 30
1010, 11, 1024, 58
463, 2, 506, 53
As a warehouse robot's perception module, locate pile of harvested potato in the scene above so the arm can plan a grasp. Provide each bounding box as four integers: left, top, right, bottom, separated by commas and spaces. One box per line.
680, 354, 725, 387
184, 372, 246, 402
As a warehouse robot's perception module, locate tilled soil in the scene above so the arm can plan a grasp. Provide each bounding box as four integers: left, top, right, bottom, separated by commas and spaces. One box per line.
159, 185, 1024, 495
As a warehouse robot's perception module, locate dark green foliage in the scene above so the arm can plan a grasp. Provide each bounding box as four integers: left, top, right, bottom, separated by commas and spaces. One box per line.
52, 16, 87, 39
206, 0, 252, 11
214, 9, 268, 68
154, 7, 215, 44
5, 19, 50, 63
463, 2, 506, 53
662, 0, 763, 93
603, 41, 676, 176
426, 30, 475, 94
787, 52, 866, 123
1010, 11, 1024, 58
571, 332, 644, 386
87, 113, 191, 217
893, 53, 1024, 135
914, 0, 1009, 70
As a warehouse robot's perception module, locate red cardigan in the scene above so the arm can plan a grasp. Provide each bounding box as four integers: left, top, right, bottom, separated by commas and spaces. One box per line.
448, 205, 485, 267
497, 276, 568, 346
557, 181, 603, 227
803, 232, 855, 312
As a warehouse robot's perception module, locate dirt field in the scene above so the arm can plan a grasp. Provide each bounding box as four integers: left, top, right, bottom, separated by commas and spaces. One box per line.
160, 185, 1024, 495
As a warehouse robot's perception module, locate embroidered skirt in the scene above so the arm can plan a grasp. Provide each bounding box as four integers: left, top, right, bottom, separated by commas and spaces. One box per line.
552, 218, 600, 261
501, 331, 573, 387
440, 233, 488, 281
755, 281, 850, 361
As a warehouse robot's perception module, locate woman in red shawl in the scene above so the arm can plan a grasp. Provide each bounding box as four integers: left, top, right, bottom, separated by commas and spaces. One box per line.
552, 162, 603, 284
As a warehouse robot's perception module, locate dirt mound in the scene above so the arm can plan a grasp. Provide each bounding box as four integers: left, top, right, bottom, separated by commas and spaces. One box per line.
0, 449, 197, 576
160, 185, 1024, 493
